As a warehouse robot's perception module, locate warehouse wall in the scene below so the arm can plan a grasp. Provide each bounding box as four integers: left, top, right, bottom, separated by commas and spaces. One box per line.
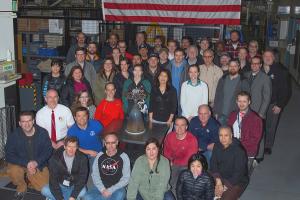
0, 0, 15, 60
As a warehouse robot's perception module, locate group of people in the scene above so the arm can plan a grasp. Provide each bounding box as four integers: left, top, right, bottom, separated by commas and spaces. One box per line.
5, 29, 291, 200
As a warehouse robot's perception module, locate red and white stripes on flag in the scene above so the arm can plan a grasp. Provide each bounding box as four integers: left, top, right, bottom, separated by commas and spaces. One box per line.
102, 0, 241, 25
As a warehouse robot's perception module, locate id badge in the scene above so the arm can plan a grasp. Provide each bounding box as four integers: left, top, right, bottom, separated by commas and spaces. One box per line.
63, 180, 70, 187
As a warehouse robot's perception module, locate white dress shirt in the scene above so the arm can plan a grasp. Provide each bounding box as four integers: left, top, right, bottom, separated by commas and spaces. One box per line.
36, 104, 75, 141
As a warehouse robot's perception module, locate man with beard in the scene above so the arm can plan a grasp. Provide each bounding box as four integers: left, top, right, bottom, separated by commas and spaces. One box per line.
86, 41, 102, 73
225, 30, 247, 59
100, 33, 119, 59
66, 32, 87, 64
214, 59, 250, 125
262, 50, 290, 155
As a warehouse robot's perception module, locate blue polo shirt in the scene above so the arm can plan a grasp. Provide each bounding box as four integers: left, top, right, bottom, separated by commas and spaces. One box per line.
67, 119, 103, 152
189, 117, 220, 151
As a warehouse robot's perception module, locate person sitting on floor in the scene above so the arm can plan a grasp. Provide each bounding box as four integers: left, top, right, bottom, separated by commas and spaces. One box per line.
127, 138, 174, 200
41, 136, 88, 200
84, 132, 130, 200
5, 111, 52, 200
176, 153, 214, 200
210, 126, 249, 200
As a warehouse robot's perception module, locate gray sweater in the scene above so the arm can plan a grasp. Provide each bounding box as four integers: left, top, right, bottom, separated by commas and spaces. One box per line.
92, 151, 130, 194
64, 61, 97, 88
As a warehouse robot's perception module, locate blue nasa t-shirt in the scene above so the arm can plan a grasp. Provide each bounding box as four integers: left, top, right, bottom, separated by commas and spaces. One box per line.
67, 119, 103, 152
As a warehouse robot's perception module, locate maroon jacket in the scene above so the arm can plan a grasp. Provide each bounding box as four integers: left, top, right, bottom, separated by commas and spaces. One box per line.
228, 110, 263, 157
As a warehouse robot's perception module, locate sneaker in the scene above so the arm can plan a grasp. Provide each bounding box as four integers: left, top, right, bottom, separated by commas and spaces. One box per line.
13, 191, 26, 200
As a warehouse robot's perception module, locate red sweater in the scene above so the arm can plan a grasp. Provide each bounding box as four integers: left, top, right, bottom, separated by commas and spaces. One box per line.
94, 98, 124, 127
228, 110, 263, 157
163, 131, 198, 167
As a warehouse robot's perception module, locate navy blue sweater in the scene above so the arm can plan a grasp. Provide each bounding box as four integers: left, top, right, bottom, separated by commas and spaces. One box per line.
5, 125, 53, 170
189, 117, 220, 151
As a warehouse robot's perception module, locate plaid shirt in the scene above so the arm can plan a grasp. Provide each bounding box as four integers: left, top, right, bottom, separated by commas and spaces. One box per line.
225, 40, 247, 59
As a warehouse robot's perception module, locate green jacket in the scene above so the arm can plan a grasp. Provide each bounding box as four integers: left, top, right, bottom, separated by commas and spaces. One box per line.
92, 72, 115, 105
127, 155, 171, 200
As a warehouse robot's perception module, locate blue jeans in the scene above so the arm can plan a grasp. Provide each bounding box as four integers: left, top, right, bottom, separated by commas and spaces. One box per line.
136, 190, 174, 200
203, 150, 212, 169
84, 186, 126, 200
88, 156, 96, 174
41, 184, 87, 200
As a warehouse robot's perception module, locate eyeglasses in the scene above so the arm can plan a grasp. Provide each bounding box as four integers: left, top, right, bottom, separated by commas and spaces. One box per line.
105, 141, 118, 145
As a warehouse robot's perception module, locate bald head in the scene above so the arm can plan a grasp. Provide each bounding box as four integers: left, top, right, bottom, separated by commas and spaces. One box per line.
198, 104, 211, 125
45, 89, 59, 109
219, 126, 233, 148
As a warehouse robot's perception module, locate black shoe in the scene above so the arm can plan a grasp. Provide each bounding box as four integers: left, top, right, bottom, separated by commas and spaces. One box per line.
264, 148, 272, 155
255, 158, 264, 163
13, 191, 26, 200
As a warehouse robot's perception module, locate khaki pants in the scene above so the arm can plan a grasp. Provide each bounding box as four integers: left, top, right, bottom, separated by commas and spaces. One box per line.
7, 163, 49, 192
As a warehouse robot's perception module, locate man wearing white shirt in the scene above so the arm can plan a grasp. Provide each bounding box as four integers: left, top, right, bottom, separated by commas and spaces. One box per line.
227, 91, 263, 172
36, 89, 75, 149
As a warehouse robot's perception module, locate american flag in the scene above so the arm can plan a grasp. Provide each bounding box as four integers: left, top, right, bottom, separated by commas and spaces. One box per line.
102, 0, 241, 25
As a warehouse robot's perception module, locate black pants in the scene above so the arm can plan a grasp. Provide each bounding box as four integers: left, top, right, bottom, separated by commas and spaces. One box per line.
265, 104, 281, 149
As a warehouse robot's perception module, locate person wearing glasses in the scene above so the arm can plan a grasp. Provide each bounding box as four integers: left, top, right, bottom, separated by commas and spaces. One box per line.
199, 49, 223, 108
84, 132, 130, 200
127, 138, 174, 200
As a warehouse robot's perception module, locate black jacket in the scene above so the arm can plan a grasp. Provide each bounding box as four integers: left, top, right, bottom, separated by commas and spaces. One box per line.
100, 43, 115, 59
49, 147, 89, 200
210, 138, 249, 188
60, 78, 93, 107
113, 72, 132, 99
213, 74, 250, 117
5, 125, 52, 170
42, 73, 66, 98
149, 86, 177, 122
176, 170, 214, 200
263, 63, 291, 108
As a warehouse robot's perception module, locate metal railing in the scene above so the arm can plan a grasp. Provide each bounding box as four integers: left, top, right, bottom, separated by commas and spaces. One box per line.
0, 106, 16, 164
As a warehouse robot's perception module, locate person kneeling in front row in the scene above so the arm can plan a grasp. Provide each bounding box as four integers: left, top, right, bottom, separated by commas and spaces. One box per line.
41, 136, 89, 200
5, 111, 52, 200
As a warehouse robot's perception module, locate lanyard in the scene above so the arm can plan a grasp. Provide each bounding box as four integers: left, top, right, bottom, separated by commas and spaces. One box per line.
237, 113, 242, 139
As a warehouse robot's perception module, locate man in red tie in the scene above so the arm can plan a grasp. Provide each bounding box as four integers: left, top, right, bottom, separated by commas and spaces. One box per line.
36, 89, 75, 149
227, 91, 263, 172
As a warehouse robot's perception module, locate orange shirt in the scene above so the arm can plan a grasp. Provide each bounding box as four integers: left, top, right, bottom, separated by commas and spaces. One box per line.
94, 98, 124, 127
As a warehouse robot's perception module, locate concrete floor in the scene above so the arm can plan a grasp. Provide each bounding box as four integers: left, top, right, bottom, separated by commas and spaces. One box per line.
0, 84, 299, 200
241, 83, 300, 200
